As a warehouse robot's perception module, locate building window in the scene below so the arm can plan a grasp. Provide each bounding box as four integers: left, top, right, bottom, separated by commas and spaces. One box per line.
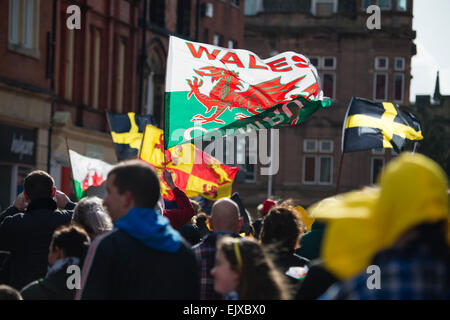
116, 38, 126, 113
313, 56, 337, 99
8, 0, 40, 57
236, 135, 256, 183
371, 158, 384, 184
64, 30, 75, 100
323, 57, 336, 70
309, 57, 319, 68
311, 0, 338, 16
304, 139, 318, 152
302, 139, 334, 185
177, 0, 191, 36
377, 0, 391, 10
231, 0, 240, 7
320, 140, 334, 153
322, 73, 335, 99
149, 0, 165, 27
375, 57, 389, 70
362, 0, 372, 9
228, 40, 237, 49
394, 57, 405, 71
213, 34, 223, 46
394, 73, 404, 102
396, 0, 407, 11
374, 73, 388, 101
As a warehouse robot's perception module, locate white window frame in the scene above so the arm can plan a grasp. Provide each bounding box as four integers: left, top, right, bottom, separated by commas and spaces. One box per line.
371, 157, 385, 185
8, 0, 40, 58
311, 0, 338, 16
320, 72, 336, 99
373, 72, 388, 101
302, 155, 333, 185
303, 139, 318, 153
227, 39, 236, 49
394, 57, 405, 71
396, 0, 407, 11
393, 73, 405, 103
322, 56, 336, 70
318, 155, 333, 185
309, 56, 320, 68
213, 33, 222, 46
377, 0, 392, 10
375, 56, 389, 70
319, 140, 334, 153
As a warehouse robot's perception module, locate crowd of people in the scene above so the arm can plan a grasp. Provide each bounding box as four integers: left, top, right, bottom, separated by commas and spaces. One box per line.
0, 152, 448, 300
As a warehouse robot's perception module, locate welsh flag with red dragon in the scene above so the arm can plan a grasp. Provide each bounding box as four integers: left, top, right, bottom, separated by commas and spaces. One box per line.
164, 36, 331, 149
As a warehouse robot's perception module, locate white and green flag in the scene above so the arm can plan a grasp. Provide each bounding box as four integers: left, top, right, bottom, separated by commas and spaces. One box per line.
69, 150, 113, 200
164, 36, 331, 149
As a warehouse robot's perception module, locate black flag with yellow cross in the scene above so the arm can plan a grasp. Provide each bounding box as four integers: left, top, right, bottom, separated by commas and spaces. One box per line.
106, 112, 155, 161
341, 97, 423, 153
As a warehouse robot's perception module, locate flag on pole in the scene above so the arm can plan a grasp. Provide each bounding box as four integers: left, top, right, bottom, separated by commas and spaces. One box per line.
342, 97, 423, 153
69, 150, 113, 200
164, 36, 331, 149
139, 125, 239, 201
106, 112, 155, 160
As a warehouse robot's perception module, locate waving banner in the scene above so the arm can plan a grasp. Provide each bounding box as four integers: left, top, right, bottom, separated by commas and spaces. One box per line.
164, 36, 331, 149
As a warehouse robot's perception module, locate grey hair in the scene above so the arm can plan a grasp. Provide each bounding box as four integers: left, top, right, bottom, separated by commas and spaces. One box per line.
72, 196, 113, 239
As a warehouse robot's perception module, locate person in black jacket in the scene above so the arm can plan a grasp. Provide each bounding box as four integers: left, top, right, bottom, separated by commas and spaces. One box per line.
76, 160, 200, 300
20, 224, 90, 300
0, 170, 75, 290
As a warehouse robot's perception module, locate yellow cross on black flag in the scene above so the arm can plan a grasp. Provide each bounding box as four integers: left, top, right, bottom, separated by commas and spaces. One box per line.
106, 112, 155, 160
342, 97, 423, 153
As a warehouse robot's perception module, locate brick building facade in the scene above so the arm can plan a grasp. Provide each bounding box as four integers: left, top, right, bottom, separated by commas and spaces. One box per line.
0, 0, 245, 206
235, 0, 416, 211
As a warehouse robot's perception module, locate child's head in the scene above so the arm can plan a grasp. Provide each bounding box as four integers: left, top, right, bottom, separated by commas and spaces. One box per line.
211, 236, 289, 300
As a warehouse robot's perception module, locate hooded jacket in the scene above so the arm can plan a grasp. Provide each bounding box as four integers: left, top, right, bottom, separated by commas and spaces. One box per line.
77, 207, 200, 299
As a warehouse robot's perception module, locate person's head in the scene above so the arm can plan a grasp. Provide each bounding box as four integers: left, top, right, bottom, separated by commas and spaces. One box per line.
23, 170, 56, 202
73, 196, 113, 240
48, 225, 91, 266
260, 205, 306, 252
209, 198, 242, 233
0, 285, 22, 300
192, 212, 211, 237
261, 199, 276, 217
103, 160, 160, 222
211, 236, 289, 300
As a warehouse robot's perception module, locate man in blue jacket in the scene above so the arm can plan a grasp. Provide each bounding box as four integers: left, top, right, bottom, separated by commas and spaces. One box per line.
76, 160, 200, 299
0, 170, 74, 290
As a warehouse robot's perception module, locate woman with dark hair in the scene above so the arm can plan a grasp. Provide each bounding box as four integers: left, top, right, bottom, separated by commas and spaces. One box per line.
259, 205, 310, 293
20, 225, 90, 300
211, 236, 290, 300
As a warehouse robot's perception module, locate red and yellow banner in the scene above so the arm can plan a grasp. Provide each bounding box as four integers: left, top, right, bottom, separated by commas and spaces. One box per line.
140, 125, 239, 201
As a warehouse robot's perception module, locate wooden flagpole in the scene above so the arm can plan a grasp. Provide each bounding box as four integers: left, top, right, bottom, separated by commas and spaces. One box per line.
335, 152, 345, 196
138, 119, 149, 160
64, 137, 78, 201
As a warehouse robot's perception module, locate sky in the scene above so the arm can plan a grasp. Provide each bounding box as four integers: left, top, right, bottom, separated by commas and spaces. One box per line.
410, 0, 450, 101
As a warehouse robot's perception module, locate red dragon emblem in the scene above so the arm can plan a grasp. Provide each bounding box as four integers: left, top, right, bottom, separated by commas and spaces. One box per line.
187, 66, 316, 124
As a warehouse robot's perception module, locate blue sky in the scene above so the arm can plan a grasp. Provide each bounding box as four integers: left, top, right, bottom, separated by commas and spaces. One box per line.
410, 0, 450, 101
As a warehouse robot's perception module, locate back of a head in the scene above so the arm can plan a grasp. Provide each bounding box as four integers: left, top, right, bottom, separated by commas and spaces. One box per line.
0, 285, 22, 300
51, 225, 91, 261
73, 196, 113, 239
108, 160, 160, 208
260, 206, 305, 252
218, 236, 289, 300
24, 170, 54, 201
211, 198, 240, 233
